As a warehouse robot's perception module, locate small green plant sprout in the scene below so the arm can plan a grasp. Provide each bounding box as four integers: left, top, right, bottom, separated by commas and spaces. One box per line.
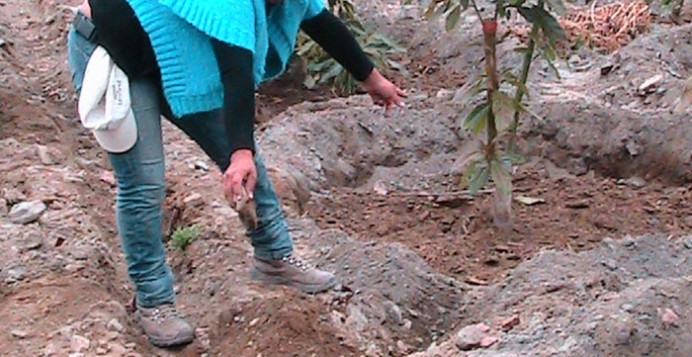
170, 225, 199, 251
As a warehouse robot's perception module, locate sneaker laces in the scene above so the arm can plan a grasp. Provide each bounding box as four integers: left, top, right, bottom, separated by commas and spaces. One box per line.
150, 304, 181, 323
282, 254, 313, 271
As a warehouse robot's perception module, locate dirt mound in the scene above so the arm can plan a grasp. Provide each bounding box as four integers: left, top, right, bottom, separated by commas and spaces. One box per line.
411, 234, 692, 356
2, 0, 691, 356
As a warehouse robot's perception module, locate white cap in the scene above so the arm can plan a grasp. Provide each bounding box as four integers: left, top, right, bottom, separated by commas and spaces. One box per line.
78, 46, 137, 153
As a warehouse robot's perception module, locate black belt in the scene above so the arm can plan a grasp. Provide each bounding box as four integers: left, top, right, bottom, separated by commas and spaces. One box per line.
73, 11, 98, 43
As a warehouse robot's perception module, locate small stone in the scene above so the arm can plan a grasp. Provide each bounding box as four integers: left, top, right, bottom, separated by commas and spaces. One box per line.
638, 74, 663, 94
194, 161, 210, 172
107, 319, 124, 332
43, 343, 58, 356
124, 342, 136, 349
9, 200, 47, 224
396, 340, 410, 354
621, 303, 635, 313
383, 301, 403, 326
403, 319, 413, 330
23, 236, 43, 251
96, 347, 108, 355
480, 336, 498, 348
624, 176, 646, 188
455, 323, 490, 351
71, 335, 90, 352
99, 171, 116, 187
501, 314, 520, 331
660, 308, 679, 327
36, 145, 55, 165
109, 343, 127, 355
683, 236, 692, 249
249, 317, 260, 327
0, 198, 8, 216
6, 265, 27, 282
183, 193, 204, 207
11, 330, 28, 338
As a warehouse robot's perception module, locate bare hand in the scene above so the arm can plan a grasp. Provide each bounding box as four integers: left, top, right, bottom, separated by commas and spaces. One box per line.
362, 69, 407, 116
223, 149, 257, 202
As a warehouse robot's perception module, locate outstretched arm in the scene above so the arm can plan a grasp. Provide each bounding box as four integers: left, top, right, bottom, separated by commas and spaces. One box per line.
211, 40, 257, 202
300, 10, 407, 115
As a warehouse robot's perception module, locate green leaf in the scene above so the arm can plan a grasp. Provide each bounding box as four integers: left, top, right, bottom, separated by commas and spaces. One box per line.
320, 61, 344, 83
503, 72, 531, 99
467, 163, 490, 194
497, 0, 507, 18
463, 102, 489, 133
455, 76, 485, 104
501, 151, 527, 165
542, 45, 561, 79
517, 5, 567, 47
460, 0, 470, 8
456, 139, 484, 172
491, 90, 519, 130
514, 46, 532, 54
490, 158, 512, 195
424, 0, 438, 19
445, 5, 462, 32
303, 74, 316, 89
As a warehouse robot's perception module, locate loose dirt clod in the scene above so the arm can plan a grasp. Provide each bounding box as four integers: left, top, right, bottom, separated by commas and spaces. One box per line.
1, 0, 690, 356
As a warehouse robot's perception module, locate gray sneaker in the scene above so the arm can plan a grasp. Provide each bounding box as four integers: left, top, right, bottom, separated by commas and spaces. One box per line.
134, 303, 195, 347
250, 254, 338, 294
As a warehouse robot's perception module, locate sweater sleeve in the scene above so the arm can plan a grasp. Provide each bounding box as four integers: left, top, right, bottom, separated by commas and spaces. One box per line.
300, 9, 375, 82
210, 39, 256, 156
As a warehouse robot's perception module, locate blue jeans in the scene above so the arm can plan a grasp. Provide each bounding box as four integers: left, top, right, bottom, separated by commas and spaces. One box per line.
66, 20, 293, 307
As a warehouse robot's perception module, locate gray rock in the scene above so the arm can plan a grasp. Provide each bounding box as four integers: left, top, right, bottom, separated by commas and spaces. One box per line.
6, 265, 27, 282
11, 330, 28, 339
384, 301, 404, 325
624, 176, 646, 188
9, 201, 47, 224
455, 323, 489, 351
106, 319, 124, 332
70, 334, 90, 352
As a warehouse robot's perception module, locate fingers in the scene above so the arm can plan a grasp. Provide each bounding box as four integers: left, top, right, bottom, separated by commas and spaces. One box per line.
396, 87, 408, 98
244, 170, 257, 199
231, 172, 245, 202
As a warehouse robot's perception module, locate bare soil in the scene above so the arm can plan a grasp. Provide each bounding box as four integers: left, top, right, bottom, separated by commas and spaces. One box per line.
1, 0, 690, 356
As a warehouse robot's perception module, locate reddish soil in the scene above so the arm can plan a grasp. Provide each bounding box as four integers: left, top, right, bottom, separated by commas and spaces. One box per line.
307, 164, 691, 284
212, 291, 357, 357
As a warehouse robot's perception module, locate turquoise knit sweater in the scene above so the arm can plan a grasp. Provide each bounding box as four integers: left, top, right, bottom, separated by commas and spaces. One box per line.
125, 0, 325, 117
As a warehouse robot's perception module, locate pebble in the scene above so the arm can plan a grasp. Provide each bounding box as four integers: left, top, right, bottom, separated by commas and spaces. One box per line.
22, 235, 43, 251
455, 323, 490, 351
36, 144, 55, 165
683, 236, 692, 250
11, 329, 28, 338
107, 318, 124, 332
109, 343, 127, 355
42, 343, 58, 356
125, 342, 136, 349
0, 198, 8, 216
383, 301, 404, 326
194, 161, 210, 171
183, 193, 204, 207
9, 200, 47, 224
70, 334, 91, 352
6, 265, 27, 282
